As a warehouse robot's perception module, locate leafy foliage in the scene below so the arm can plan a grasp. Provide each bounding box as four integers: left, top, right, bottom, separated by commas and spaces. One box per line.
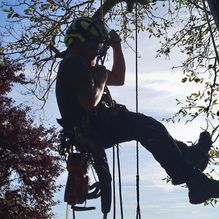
0, 57, 63, 219
155, 0, 219, 123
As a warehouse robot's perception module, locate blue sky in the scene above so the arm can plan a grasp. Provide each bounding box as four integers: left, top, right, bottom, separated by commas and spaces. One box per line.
2, 2, 219, 218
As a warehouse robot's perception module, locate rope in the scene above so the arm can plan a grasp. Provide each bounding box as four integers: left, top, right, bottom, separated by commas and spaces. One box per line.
112, 144, 116, 219
135, 3, 141, 219
72, 208, 76, 219
99, 2, 125, 218
112, 144, 124, 219
100, 0, 104, 20
66, 204, 69, 219
117, 144, 124, 219
99, 1, 125, 219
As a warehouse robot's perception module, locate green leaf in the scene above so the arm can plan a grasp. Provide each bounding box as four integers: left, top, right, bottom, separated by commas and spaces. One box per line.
2, 8, 10, 12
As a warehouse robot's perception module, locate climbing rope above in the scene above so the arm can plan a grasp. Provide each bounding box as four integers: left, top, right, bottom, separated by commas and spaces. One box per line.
134, 3, 142, 219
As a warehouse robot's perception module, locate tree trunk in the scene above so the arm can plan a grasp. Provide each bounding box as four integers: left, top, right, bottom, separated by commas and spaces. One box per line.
93, 0, 150, 19
206, 0, 219, 31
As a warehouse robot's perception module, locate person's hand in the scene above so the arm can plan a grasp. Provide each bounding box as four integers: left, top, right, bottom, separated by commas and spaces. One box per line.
109, 30, 121, 48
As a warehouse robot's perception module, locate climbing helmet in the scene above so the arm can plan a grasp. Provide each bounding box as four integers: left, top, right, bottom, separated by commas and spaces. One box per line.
64, 17, 110, 47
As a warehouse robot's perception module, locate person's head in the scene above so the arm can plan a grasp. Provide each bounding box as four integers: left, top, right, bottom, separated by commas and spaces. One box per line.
64, 17, 110, 61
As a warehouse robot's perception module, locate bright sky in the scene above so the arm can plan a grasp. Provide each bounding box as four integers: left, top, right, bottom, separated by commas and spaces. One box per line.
2, 2, 219, 218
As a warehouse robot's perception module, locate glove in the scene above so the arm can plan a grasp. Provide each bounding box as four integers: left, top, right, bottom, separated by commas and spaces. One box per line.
109, 29, 121, 44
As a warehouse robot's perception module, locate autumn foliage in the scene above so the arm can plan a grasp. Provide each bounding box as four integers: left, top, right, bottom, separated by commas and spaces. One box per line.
0, 57, 63, 219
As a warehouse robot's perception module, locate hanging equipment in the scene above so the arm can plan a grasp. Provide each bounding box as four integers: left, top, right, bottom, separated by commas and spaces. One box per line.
58, 117, 112, 219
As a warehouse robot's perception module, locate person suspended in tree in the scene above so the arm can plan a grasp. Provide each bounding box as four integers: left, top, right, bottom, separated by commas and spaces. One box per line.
55, 17, 219, 207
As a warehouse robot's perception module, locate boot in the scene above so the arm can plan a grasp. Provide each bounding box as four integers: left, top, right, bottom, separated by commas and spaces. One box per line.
177, 131, 211, 172
187, 172, 219, 204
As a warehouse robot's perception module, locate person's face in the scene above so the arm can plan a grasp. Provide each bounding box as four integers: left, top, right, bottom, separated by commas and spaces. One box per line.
82, 41, 101, 61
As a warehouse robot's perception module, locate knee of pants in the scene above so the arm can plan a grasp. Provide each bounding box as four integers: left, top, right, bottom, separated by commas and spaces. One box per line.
135, 114, 170, 141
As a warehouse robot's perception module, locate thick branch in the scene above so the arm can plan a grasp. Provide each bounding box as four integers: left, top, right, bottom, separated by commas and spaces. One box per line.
93, 0, 150, 19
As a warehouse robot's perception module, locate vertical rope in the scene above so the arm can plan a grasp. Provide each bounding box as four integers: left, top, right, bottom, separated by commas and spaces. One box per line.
100, 2, 111, 218
116, 145, 124, 219
112, 144, 124, 219
66, 204, 69, 219
135, 3, 141, 219
103, 213, 108, 219
100, 0, 104, 20
72, 208, 76, 219
112, 144, 116, 219
135, 4, 139, 114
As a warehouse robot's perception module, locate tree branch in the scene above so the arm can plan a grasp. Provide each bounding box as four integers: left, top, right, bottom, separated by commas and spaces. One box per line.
93, 0, 150, 19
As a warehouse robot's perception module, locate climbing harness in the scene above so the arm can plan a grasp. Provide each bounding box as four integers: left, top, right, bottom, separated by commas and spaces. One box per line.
58, 118, 112, 218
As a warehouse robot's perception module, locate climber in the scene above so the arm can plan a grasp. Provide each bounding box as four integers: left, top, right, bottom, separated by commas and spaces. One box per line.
55, 16, 219, 204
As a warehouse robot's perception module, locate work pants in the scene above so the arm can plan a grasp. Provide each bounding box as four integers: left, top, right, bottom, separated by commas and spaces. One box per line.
89, 106, 197, 185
